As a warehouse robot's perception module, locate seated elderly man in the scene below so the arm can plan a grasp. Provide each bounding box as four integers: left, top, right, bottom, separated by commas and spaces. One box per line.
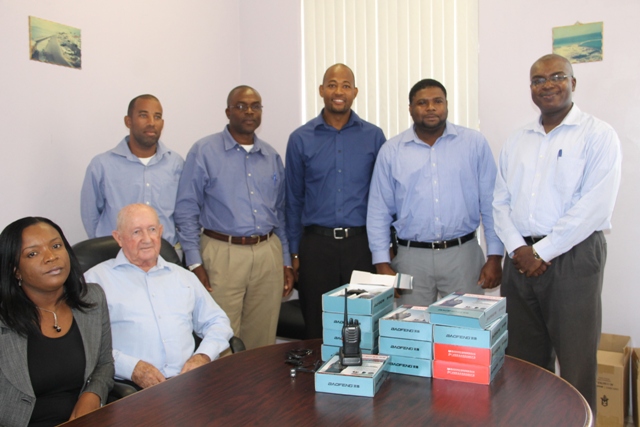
85, 203, 233, 389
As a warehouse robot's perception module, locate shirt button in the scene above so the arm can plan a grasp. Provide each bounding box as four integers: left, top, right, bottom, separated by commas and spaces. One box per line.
338, 169, 342, 173
250, 191, 254, 195
146, 183, 150, 187
254, 209, 257, 213
246, 156, 249, 159
248, 173, 252, 177
432, 163, 436, 167
435, 199, 439, 202
257, 226, 261, 229
338, 189, 341, 192
146, 201, 150, 205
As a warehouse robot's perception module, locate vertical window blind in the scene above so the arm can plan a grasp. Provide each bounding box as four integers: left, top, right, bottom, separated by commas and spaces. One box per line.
302, 0, 479, 138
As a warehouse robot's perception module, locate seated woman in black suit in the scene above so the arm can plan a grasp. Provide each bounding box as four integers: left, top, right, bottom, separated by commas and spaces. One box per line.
0, 217, 114, 427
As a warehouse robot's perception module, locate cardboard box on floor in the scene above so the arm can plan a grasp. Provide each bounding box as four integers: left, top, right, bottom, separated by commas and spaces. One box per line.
632, 348, 640, 427
596, 333, 631, 427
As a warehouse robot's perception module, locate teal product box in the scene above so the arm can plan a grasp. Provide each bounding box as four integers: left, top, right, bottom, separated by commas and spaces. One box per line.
433, 313, 508, 348
323, 328, 378, 349
378, 336, 433, 360
386, 355, 432, 377
321, 344, 379, 361
322, 284, 394, 315
315, 354, 390, 397
322, 304, 393, 334
379, 305, 432, 341
428, 292, 506, 329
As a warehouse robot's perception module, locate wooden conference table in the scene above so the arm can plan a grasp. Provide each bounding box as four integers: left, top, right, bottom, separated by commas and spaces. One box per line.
62, 339, 592, 427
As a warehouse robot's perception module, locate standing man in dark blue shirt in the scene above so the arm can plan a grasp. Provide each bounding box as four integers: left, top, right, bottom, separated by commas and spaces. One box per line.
285, 64, 386, 339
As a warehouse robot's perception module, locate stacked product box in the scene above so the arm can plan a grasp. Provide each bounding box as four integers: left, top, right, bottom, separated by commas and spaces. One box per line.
315, 354, 390, 397
428, 292, 508, 385
321, 284, 394, 361
377, 305, 433, 377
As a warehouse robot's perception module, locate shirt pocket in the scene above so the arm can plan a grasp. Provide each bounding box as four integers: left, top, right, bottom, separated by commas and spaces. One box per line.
554, 157, 585, 196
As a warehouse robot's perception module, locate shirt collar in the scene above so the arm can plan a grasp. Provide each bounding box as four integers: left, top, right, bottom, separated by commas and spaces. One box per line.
404, 121, 456, 146
312, 109, 364, 131
222, 125, 268, 156
527, 104, 582, 133
112, 136, 171, 164
113, 249, 170, 273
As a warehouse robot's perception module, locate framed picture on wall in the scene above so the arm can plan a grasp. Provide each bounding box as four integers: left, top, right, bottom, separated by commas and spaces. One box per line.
552, 21, 603, 64
29, 16, 81, 69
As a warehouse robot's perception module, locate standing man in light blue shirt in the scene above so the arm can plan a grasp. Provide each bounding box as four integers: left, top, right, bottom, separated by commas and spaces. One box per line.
84, 204, 232, 389
175, 86, 294, 350
80, 94, 184, 246
367, 79, 503, 306
493, 54, 622, 411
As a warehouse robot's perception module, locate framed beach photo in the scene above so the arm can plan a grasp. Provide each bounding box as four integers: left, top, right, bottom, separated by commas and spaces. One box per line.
552, 21, 603, 64
29, 16, 81, 69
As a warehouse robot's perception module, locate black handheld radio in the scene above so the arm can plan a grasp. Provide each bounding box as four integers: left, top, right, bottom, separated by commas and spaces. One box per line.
339, 289, 362, 366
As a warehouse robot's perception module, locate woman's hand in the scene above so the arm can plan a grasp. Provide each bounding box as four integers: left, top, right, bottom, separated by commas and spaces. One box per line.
69, 392, 101, 420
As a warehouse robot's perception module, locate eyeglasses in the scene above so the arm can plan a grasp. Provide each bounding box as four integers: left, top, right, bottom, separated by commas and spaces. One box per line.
530, 74, 572, 87
229, 103, 263, 112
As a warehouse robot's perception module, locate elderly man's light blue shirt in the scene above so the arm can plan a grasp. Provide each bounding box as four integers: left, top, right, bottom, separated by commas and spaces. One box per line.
367, 122, 503, 265
84, 251, 233, 380
80, 137, 184, 245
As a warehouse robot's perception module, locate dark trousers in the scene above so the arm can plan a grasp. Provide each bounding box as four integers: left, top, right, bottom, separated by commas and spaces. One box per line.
297, 231, 375, 339
501, 231, 606, 413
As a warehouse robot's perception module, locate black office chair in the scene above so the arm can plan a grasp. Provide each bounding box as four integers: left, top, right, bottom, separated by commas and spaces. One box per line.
71, 236, 245, 401
276, 298, 305, 340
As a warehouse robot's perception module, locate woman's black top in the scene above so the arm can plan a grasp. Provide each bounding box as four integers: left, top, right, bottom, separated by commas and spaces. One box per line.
27, 318, 86, 427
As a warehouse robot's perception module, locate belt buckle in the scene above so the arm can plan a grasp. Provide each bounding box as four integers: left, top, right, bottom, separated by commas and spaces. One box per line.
333, 228, 345, 239
433, 240, 444, 250
250, 234, 260, 244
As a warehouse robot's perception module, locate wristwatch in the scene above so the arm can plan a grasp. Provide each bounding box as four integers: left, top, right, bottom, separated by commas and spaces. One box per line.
532, 247, 544, 262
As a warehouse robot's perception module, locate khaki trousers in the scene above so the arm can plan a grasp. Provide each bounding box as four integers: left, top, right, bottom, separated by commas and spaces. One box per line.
200, 233, 283, 350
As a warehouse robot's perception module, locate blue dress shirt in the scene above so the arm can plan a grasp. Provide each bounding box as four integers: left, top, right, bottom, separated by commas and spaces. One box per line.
367, 122, 504, 265
175, 126, 290, 266
84, 251, 233, 380
80, 137, 184, 245
285, 110, 386, 253
493, 105, 622, 261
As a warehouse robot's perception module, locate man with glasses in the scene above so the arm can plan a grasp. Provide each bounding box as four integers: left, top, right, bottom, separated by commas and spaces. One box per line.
175, 86, 294, 350
367, 78, 504, 307
285, 64, 386, 339
493, 54, 622, 411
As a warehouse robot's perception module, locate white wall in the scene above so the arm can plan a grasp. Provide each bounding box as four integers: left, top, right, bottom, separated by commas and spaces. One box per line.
239, 0, 302, 153
479, 0, 640, 343
0, 0, 242, 244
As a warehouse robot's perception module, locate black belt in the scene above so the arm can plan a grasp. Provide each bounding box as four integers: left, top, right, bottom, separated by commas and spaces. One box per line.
523, 235, 546, 245
304, 225, 366, 240
397, 231, 476, 250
